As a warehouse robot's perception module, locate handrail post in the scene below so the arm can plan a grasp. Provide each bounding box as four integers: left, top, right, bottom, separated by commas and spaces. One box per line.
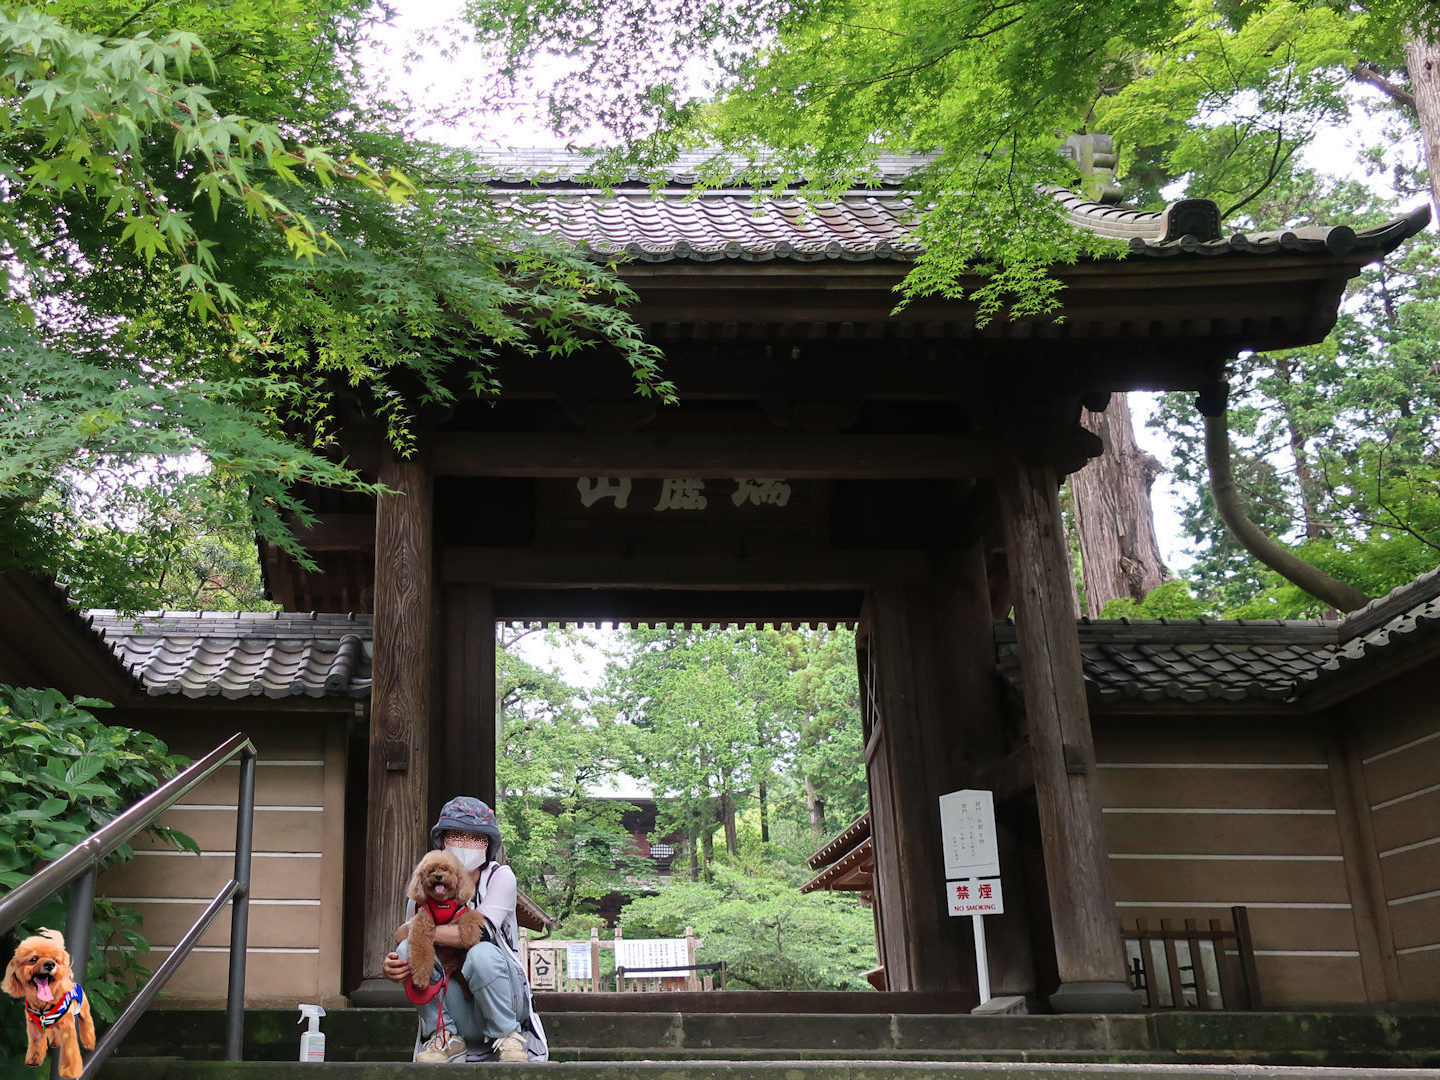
65, 867, 96, 991
55, 867, 98, 1080
224, 746, 256, 1061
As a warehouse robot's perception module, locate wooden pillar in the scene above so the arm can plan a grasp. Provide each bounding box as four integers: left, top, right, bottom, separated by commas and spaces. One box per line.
361, 451, 435, 980
862, 544, 1007, 994
1326, 726, 1401, 1001
996, 460, 1139, 1012
440, 584, 497, 807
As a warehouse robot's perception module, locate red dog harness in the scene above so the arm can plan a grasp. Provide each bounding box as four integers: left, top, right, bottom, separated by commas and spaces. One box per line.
423, 898, 465, 926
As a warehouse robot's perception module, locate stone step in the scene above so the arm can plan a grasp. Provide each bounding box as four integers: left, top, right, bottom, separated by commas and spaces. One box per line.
110, 1009, 1152, 1060
108, 1007, 1440, 1063
93, 1058, 1440, 1080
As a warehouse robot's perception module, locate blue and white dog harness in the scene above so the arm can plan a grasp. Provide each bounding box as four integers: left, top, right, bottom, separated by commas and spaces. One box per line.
26, 984, 82, 1033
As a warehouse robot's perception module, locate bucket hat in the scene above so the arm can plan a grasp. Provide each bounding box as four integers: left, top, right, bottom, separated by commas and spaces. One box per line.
430, 796, 501, 850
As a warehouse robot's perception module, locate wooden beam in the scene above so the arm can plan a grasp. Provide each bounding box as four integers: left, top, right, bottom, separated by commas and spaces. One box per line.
1326, 729, 1402, 1001
445, 547, 941, 588
978, 744, 1036, 805
287, 513, 377, 551
0, 573, 137, 702
430, 430, 1098, 479
441, 585, 496, 807
362, 453, 434, 981
492, 588, 862, 625
996, 460, 1137, 1012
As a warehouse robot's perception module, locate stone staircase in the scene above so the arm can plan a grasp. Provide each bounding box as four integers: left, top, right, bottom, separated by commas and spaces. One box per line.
93, 1006, 1440, 1077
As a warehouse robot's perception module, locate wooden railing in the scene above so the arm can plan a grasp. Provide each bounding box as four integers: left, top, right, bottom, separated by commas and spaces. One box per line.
1121, 905, 1260, 1010
521, 925, 721, 992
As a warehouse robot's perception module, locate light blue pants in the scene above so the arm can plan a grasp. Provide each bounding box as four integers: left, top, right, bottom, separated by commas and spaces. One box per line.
397, 938, 529, 1044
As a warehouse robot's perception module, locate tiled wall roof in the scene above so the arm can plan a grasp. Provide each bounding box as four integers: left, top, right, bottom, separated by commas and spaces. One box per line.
62, 564, 1438, 705
997, 565, 1440, 705
85, 611, 372, 700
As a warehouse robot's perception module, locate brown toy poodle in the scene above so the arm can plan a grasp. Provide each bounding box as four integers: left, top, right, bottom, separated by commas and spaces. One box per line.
4, 928, 95, 1079
406, 849, 484, 989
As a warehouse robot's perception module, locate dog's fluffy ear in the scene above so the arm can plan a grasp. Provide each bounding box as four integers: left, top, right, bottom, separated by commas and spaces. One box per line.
2, 955, 24, 999
406, 857, 429, 904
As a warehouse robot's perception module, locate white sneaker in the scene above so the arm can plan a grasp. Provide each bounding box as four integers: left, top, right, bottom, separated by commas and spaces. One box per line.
493, 1030, 527, 1063
416, 1030, 467, 1063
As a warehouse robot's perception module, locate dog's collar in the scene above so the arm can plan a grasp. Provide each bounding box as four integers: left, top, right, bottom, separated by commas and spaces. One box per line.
26, 983, 82, 1030
424, 898, 465, 925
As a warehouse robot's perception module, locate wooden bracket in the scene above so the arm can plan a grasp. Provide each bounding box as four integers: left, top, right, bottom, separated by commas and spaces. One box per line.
1063, 742, 1090, 776
383, 739, 409, 772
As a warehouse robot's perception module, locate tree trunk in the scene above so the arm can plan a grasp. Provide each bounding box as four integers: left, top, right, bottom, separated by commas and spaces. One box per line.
757, 779, 769, 843
804, 775, 826, 839
701, 826, 714, 880
1070, 393, 1170, 615
1405, 37, 1440, 214
720, 791, 738, 855
1275, 357, 1324, 540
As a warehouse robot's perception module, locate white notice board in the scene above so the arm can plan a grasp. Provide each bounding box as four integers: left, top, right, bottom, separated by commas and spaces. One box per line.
616, 938, 689, 978
566, 942, 592, 980
938, 789, 999, 879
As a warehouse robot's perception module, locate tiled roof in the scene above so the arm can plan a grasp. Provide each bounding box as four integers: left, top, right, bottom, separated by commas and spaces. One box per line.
1300, 565, 1440, 692
492, 188, 922, 263
54, 565, 1439, 706
482, 149, 1430, 265
996, 566, 1440, 705
807, 813, 872, 871
86, 611, 372, 700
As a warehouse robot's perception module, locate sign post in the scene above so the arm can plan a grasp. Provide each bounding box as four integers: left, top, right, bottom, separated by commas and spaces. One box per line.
938, 790, 1002, 1006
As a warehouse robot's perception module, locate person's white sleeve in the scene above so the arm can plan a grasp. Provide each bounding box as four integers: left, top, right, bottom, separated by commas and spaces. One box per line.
477, 864, 517, 933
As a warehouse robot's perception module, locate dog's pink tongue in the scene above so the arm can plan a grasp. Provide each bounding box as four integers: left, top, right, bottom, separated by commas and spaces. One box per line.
36, 977, 52, 1003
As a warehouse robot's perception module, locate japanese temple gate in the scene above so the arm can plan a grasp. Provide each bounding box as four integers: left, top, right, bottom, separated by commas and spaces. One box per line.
260, 152, 1429, 1010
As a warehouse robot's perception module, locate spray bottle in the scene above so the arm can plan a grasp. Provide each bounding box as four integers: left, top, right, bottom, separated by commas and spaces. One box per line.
297, 1004, 326, 1062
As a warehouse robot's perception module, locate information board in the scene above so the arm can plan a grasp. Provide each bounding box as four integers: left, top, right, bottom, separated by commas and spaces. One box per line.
566, 942, 592, 980
615, 937, 690, 978
938, 789, 999, 879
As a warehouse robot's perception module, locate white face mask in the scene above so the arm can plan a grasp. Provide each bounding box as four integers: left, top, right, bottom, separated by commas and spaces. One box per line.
445, 844, 488, 873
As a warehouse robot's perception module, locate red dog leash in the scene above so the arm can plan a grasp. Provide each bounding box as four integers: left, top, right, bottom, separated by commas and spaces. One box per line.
403, 899, 468, 1042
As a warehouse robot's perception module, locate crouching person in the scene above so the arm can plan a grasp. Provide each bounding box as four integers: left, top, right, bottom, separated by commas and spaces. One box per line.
383, 797, 549, 1063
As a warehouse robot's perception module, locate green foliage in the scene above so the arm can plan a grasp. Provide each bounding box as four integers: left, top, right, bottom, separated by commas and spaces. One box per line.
0, 0, 672, 611
599, 625, 867, 872
1096, 0, 1356, 215
0, 687, 196, 1069
497, 626, 866, 926
496, 630, 652, 923
776, 629, 868, 837
619, 861, 876, 991
1150, 175, 1440, 615
1100, 578, 1210, 619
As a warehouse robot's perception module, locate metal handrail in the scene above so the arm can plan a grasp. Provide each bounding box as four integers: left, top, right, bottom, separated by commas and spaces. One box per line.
0, 731, 256, 1076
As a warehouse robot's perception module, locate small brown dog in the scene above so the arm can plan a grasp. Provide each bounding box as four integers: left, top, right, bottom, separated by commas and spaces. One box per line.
4, 928, 95, 1079
406, 850, 484, 990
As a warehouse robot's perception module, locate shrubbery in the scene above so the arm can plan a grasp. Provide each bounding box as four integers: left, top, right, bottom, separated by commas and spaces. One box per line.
0, 687, 194, 1073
